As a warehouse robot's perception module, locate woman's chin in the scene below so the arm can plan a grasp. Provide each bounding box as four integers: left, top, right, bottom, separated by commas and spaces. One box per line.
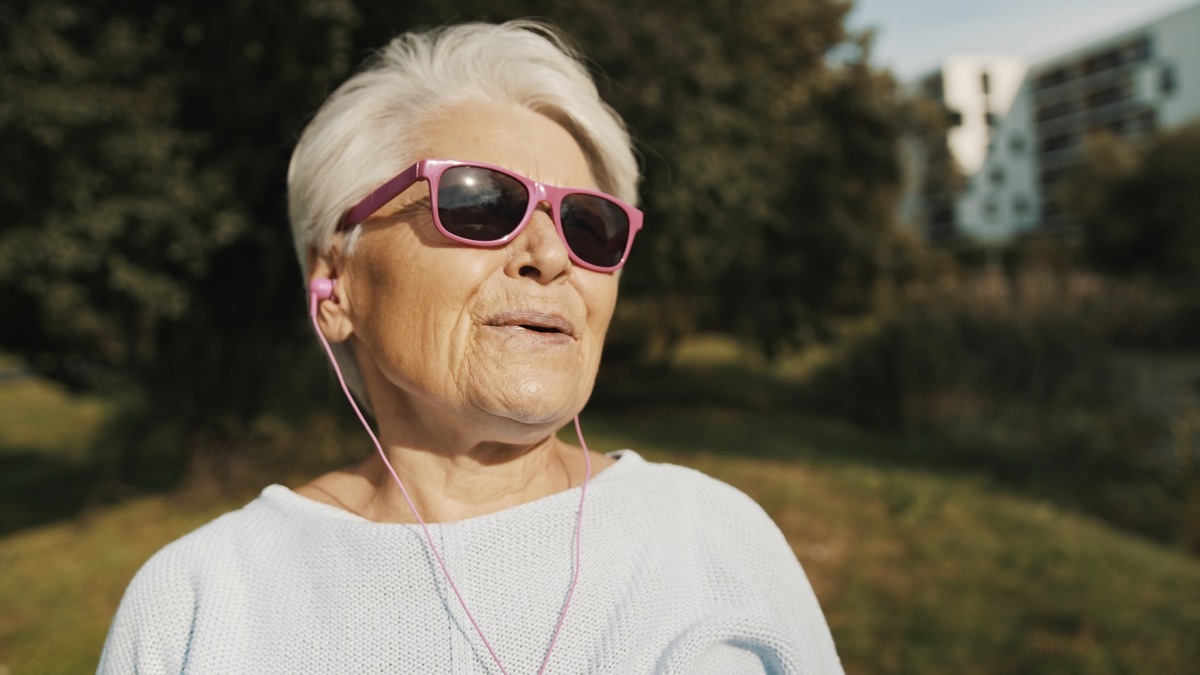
473, 381, 589, 432
483, 401, 576, 431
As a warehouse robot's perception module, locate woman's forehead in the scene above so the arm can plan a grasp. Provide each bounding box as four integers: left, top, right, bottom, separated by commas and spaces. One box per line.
414, 100, 597, 190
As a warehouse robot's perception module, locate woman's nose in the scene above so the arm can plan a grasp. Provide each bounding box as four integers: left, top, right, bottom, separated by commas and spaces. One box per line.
505, 201, 571, 282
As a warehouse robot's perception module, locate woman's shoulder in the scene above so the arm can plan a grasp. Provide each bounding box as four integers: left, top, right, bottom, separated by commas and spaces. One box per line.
114, 484, 345, 616
608, 451, 770, 514
600, 451, 841, 671
115, 490, 275, 596
100, 485, 357, 671
97, 491, 280, 672
603, 451, 788, 547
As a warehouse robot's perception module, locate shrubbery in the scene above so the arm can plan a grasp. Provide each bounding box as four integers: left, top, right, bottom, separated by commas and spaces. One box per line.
805, 268, 1199, 549
808, 270, 1155, 426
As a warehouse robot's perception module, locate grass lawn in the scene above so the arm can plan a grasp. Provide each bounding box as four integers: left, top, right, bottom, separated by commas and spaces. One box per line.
584, 412, 1200, 674
2, 369, 1199, 673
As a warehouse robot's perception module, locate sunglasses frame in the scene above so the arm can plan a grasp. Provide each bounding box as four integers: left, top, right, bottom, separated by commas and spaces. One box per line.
338, 158, 644, 272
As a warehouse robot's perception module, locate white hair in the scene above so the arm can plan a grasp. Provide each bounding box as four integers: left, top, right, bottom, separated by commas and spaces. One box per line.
286, 20, 640, 409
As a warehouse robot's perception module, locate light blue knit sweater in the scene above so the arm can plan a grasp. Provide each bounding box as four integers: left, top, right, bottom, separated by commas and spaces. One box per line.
98, 451, 843, 674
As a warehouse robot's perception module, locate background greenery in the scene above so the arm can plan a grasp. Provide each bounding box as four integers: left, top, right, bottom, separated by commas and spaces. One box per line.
2, 0, 1199, 673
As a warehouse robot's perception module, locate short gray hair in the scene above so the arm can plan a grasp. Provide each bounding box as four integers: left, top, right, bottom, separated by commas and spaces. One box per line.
286, 21, 639, 410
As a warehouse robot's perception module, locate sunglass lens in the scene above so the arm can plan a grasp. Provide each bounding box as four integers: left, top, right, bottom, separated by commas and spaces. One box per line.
561, 194, 630, 269
437, 167, 528, 241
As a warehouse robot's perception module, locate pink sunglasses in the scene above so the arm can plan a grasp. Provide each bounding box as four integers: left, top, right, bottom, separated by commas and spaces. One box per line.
339, 158, 644, 272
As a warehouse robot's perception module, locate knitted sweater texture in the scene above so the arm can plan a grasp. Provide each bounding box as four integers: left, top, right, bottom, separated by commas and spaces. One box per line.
98, 451, 843, 674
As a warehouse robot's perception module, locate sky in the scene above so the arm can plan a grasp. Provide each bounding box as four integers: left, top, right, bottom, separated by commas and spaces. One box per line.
849, 0, 1197, 80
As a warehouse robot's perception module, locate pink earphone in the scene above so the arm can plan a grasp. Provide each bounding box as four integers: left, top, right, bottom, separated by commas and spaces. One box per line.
307, 277, 589, 675
309, 277, 336, 301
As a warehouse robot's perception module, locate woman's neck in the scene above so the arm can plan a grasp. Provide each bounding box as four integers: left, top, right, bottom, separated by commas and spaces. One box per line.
297, 432, 611, 524
361, 435, 576, 523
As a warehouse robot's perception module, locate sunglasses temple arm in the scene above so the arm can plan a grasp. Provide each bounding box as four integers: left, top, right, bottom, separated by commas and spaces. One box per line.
339, 161, 425, 231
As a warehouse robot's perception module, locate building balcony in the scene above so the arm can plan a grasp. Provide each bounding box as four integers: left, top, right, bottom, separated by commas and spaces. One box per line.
1032, 34, 1153, 98
1032, 59, 1142, 105
1033, 60, 1144, 107
1036, 99, 1149, 136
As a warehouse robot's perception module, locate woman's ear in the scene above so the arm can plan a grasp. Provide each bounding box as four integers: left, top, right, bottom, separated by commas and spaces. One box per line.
307, 245, 354, 343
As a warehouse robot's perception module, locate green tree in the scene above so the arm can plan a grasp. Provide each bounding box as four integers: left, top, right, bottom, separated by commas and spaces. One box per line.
1063, 123, 1200, 278
0, 0, 361, 477
900, 94, 965, 242
558, 0, 909, 355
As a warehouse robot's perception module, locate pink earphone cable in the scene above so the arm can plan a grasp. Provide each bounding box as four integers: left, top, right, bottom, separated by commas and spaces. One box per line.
309, 284, 590, 675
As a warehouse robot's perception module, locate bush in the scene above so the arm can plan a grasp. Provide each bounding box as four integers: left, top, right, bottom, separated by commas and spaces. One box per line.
1062, 123, 1200, 280
804, 269, 1200, 549
807, 270, 1156, 429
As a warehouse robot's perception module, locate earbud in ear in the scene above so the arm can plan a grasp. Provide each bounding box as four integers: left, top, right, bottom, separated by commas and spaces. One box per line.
310, 278, 336, 300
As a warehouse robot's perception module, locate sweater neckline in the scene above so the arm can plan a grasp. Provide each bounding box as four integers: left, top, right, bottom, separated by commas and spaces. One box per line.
260, 449, 642, 528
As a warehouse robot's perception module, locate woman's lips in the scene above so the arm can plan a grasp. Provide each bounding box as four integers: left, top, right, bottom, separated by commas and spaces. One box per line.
483, 310, 578, 340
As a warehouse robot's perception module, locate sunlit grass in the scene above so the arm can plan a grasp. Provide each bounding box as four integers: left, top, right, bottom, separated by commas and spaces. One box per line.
0, 366, 119, 535
668, 332, 763, 369
0, 374, 110, 459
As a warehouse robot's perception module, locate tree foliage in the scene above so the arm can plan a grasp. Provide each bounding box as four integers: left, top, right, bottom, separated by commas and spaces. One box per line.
559, 1, 908, 355
1062, 123, 1200, 279
0, 0, 362, 471
0, 0, 909, 472
899, 94, 964, 242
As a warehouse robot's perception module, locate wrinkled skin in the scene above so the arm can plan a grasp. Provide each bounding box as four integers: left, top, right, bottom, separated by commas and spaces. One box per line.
301, 100, 620, 523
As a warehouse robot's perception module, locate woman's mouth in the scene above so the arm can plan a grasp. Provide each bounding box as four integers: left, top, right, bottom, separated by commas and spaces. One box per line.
484, 311, 578, 340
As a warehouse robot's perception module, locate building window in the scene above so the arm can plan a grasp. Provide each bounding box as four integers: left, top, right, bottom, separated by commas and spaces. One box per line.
981, 72, 991, 95
1040, 134, 1074, 153
1035, 68, 1070, 90
984, 199, 999, 222
1083, 48, 1122, 75
1010, 134, 1026, 153
985, 112, 1000, 126
946, 108, 964, 126
1162, 65, 1177, 94
1130, 36, 1153, 61
1037, 100, 1075, 122
989, 167, 1006, 185
1013, 195, 1030, 216
1086, 82, 1128, 109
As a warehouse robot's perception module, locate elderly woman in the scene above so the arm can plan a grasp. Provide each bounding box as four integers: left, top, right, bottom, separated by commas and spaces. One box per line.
99, 21, 842, 674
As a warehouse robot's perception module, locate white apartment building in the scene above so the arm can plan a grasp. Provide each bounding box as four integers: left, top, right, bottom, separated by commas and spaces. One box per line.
905, 1, 1200, 243
901, 56, 1027, 240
